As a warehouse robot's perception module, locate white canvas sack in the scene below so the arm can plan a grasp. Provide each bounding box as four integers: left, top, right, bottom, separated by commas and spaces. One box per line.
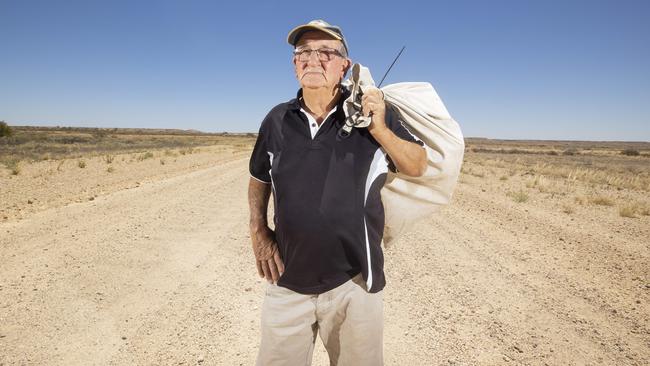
342, 64, 465, 246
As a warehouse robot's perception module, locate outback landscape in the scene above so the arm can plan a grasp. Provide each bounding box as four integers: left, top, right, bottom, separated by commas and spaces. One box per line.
1, 124, 648, 365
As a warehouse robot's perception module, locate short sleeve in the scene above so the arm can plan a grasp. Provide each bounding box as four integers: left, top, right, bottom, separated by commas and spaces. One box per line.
249, 121, 272, 184
384, 105, 424, 173
385, 105, 424, 146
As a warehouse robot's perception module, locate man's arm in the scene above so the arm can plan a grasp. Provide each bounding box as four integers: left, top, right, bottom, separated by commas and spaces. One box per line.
362, 87, 427, 177
248, 177, 284, 283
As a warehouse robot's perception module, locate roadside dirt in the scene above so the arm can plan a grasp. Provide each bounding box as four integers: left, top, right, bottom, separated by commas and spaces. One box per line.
1, 149, 648, 365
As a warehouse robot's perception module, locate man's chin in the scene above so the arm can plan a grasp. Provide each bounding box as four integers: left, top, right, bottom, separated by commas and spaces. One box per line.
301, 83, 327, 90
300, 78, 328, 89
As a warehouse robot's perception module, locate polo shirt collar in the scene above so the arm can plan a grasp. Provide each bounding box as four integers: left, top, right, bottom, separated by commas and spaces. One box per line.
289, 87, 351, 111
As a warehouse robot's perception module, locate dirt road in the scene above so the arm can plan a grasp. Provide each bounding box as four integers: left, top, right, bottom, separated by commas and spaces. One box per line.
1, 155, 648, 365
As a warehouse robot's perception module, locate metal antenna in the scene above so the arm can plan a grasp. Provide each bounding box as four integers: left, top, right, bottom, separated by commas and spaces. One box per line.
377, 46, 406, 87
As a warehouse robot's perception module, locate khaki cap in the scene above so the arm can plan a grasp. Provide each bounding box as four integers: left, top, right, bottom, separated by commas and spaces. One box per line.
287, 19, 349, 54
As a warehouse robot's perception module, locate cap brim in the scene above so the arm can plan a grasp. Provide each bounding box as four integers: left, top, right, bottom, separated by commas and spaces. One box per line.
287, 25, 343, 46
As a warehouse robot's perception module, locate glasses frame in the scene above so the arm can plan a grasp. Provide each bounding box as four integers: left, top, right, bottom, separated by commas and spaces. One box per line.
293, 48, 344, 63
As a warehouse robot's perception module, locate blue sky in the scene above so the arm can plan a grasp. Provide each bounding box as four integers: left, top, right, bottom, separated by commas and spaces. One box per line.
1, 0, 648, 141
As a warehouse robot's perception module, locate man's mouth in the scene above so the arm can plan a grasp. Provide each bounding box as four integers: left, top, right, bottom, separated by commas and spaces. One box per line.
301, 70, 326, 80
305, 68, 324, 73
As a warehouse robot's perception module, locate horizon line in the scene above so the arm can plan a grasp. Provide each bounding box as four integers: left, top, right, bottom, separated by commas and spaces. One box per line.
3, 122, 649, 144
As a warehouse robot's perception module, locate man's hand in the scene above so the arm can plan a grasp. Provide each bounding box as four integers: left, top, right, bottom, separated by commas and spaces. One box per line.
361, 87, 387, 133
360, 88, 427, 177
251, 226, 284, 284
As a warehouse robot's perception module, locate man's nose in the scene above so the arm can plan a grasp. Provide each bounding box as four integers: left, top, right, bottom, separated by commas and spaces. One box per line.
307, 51, 322, 66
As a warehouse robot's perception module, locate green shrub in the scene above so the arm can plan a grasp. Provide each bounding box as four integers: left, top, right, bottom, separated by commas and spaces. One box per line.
0, 121, 13, 137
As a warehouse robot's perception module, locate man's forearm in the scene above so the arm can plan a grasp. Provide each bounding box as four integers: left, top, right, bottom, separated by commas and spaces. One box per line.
248, 177, 283, 281
248, 178, 271, 232
371, 127, 427, 177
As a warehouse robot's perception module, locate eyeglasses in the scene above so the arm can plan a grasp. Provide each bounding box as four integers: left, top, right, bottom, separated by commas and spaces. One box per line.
293, 48, 343, 62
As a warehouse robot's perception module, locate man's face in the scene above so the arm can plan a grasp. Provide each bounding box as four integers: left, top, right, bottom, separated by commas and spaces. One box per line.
293, 31, 350, 91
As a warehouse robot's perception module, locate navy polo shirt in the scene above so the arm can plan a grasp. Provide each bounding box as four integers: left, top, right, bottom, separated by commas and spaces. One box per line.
249, 89, 421, 294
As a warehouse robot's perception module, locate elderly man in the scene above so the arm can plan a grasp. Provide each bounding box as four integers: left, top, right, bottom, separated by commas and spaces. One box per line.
248, 19, 426, 365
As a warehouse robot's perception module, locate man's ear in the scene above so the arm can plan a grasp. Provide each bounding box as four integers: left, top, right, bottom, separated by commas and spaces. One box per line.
342, 58, 352, 79
293, 56, 299, 79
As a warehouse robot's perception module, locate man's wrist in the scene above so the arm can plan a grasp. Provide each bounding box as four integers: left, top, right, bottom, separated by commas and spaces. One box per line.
369, 123, 391, 139
249, 220, 269, 233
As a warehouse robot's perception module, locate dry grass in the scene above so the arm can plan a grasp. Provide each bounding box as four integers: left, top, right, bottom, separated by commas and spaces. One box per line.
590, 195, 615, 206
574, 195, 588, 205
465, 138, 648, 157
640, 203, 650, 216
462, 141, 649, 221
621, 149, 640, 156
619, 204, 638, 218
179, 147, 197, 156
461, 166, 486, 178
523, 175, 567, 195
464, 140, 650, 192
525, 176, 546, 189
137, 151, 154, 161
562, 202, 575, 214
5, 159, 21, 175
507, 189, 529, 203
0, 126, 254, 163
525, 164, 650, 192
618, 201, 650, 217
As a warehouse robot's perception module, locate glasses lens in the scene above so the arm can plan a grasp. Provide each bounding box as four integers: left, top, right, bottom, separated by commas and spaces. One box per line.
297, 50, 312, 62
318, 50, 331, 62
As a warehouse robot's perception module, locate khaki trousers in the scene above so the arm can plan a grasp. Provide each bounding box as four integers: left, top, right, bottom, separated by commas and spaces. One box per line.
256, 274, 384, 366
